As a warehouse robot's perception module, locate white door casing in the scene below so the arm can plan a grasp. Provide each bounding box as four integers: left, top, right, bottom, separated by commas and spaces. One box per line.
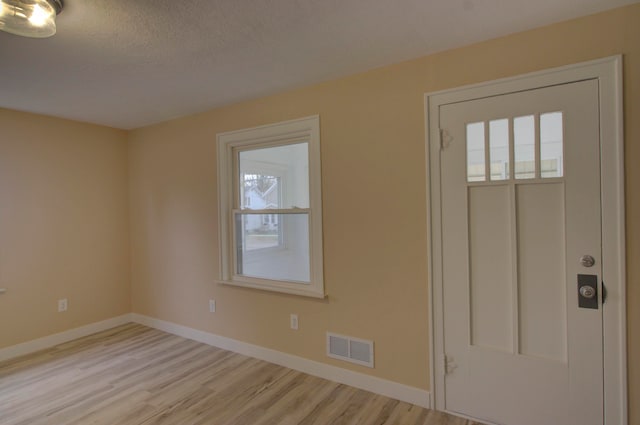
426, 56, 626, 425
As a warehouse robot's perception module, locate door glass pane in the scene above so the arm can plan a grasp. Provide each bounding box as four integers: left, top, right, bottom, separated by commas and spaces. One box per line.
540, 112, 563, 178
467, 122, 485, 182
514, 115, 535, 179
239, 142, 309, 209
235, 213, 310, 283
489, 119, 509, 181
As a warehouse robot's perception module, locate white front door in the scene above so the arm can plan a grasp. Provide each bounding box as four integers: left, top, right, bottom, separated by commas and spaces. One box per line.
438, 79, 603, 425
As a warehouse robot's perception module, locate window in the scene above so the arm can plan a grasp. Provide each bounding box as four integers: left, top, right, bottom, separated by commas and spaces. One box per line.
217, 116, 324, 297
466, 112, 564, 182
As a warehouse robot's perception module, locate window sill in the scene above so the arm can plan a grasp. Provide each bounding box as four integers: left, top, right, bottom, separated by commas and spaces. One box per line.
216, 279, 326, 299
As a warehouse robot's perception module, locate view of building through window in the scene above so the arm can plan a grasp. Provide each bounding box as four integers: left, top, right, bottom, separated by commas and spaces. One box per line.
241, 173, 282, 251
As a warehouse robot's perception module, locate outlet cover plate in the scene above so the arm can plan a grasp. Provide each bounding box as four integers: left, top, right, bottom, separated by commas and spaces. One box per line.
58, 298, 68, 312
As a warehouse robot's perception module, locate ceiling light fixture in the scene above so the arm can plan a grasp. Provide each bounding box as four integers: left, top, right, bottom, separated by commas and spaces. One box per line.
0, 0, 63, 38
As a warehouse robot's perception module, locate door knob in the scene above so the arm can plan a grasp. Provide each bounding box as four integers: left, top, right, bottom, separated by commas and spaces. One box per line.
579, 285, 596, 299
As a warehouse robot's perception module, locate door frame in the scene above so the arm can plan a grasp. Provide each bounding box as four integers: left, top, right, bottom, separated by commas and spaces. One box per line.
425, 56, 626, 424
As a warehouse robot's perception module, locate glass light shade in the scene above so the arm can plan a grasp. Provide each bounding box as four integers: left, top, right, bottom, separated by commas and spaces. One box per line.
0, 0, 62, 38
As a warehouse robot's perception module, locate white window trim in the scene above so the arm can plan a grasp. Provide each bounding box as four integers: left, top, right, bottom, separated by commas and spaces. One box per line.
217, 115, 325, 298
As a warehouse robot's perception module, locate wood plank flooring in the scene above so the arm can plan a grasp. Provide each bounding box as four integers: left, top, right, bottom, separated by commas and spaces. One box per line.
0, 324, 483, 425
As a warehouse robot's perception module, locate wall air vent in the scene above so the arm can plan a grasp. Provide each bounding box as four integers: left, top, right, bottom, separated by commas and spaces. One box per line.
326, 332, 374, 368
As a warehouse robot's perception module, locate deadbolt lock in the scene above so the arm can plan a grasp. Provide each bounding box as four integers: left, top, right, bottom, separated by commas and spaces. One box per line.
579, 255, 596, 267
577, 274, 598, 309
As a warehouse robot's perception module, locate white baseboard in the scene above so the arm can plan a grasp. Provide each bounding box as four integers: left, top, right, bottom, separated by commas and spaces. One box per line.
131, 313, 430, 408
0, 313, 430, 408
0, 314, 133, 363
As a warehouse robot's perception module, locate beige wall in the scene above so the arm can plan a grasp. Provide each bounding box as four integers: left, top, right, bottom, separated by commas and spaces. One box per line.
129, 3, 640, 419
0, 110, 131, 348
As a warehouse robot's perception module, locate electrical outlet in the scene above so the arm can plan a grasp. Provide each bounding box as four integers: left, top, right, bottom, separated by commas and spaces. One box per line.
58, 298, 67, 312
209, 299, 216, 313
290, 313, 298, 330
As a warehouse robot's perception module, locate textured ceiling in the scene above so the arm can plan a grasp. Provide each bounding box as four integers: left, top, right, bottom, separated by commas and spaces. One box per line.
0, 0, 637, 129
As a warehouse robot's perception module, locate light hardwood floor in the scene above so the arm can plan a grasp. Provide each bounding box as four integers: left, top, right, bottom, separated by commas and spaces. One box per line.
0, 324, 483, 425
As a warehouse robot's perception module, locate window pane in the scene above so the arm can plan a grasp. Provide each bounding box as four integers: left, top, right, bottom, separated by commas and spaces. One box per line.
540, 112, 563, 178
514, 115, 535, 179
239, 142, 309, 209
241, 173, 281, 209
241, 213, 282, 251
489, 119, 509, 181
235, 213, 310, 283
467, 122, 485, 182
